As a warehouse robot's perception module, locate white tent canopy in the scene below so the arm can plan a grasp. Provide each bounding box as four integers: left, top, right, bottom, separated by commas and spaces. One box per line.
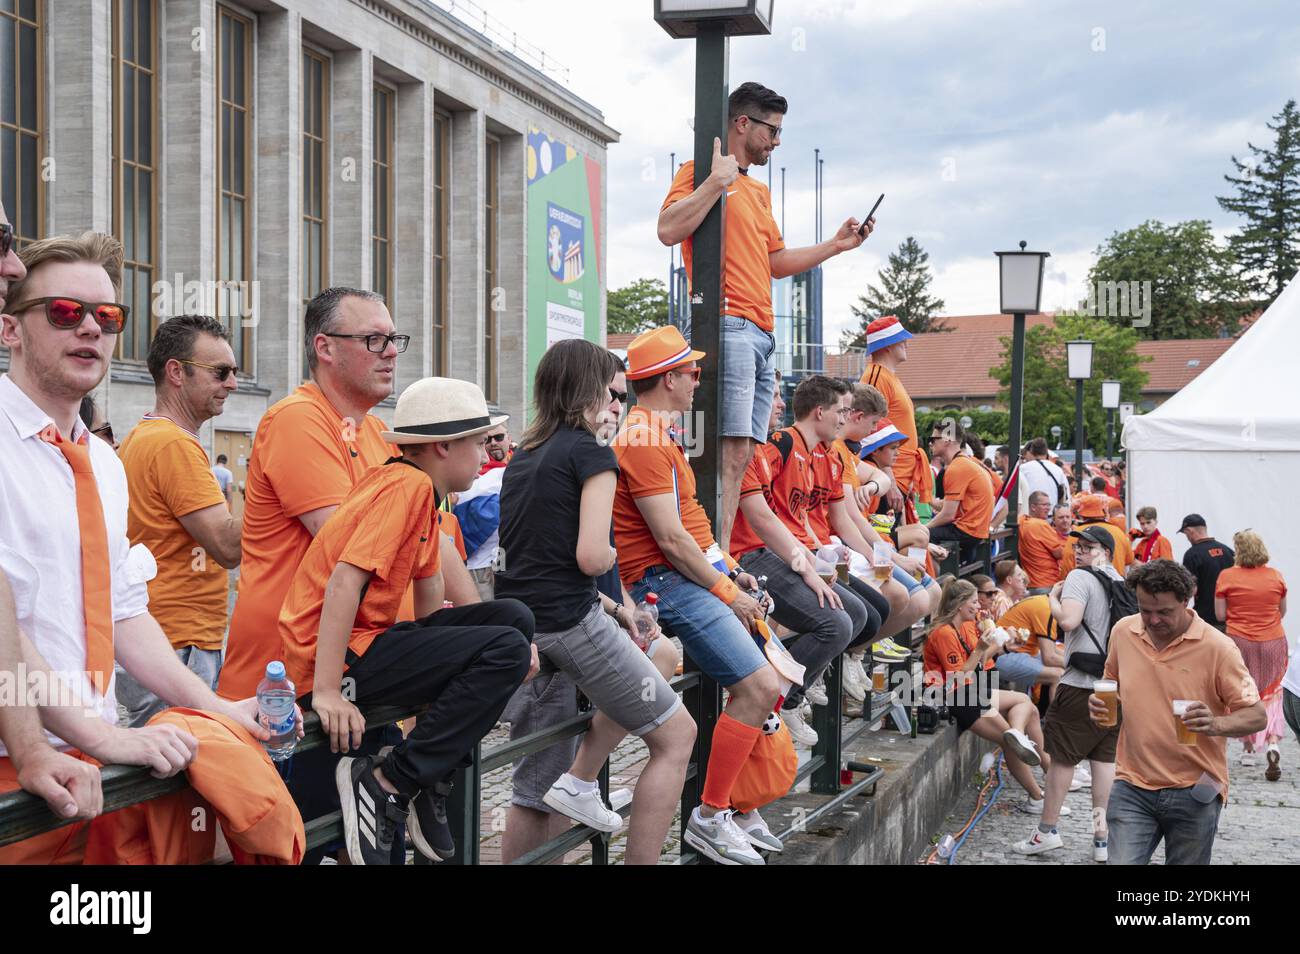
1123, 275, 1300, 637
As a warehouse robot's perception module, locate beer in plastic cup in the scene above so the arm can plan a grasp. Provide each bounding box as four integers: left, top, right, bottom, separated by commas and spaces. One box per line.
1172, 699, 1198, 746
907, 547, 926, 582
872, 542, 893, 582
836, 560, 849, 584
872, 665, 887, 692
1094, 679, 1119, 727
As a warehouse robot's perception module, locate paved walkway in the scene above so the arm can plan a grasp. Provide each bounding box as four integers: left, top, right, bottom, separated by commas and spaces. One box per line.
926, 733, 1300, 865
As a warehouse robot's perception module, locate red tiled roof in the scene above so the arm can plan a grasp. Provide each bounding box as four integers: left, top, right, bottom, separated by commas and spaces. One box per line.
1135, 338, 1237, 393
606, 332, 636, 350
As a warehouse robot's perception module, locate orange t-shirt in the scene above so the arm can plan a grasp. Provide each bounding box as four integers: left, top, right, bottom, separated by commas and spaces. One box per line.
662, 160, 784, 333
1215, 566, 1287, 641
997, 594, 1055, 656
219, 382, 401, 700
808, 439, 846, 543
1106, 613, 1259, 801
860, 363, 932, 502
1133, 531, 1173, 563
118, 417, 229, 651
440, 508, 469, 562
613, 406, 724, 586
923, 620, 994, 687
279, 462, 441, 695
1059, 519, 1134, 577
729, 442, 779, 559
1016, 515, 1067, 588
941, 455, 994, 539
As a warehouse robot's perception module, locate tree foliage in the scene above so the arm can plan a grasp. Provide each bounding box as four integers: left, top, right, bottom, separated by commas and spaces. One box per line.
842, 236, 947, 349
606, 278, 668, 336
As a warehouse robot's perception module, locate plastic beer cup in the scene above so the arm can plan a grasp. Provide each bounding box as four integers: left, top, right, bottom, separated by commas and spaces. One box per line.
1173, 699, 1198, 745
1095, 679, 1119, 727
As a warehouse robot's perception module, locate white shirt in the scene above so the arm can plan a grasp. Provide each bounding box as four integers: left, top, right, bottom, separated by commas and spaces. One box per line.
0, 374, 152, 755
1018, 457, 1069, 514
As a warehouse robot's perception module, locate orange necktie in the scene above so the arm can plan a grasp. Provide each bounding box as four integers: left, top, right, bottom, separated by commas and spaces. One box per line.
38, 424, 114, 696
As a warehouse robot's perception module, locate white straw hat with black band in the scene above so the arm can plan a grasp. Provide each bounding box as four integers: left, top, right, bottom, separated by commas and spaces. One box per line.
381, 377, 509, 444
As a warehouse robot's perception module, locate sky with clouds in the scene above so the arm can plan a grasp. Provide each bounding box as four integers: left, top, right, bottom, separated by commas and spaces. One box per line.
475, 0, 1299, 346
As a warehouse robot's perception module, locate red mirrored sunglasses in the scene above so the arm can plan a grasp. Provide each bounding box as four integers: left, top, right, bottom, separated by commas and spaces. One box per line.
5, 296, 129, 334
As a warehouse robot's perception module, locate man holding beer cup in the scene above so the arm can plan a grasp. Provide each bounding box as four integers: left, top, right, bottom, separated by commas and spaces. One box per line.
1087, 560, 1266, 865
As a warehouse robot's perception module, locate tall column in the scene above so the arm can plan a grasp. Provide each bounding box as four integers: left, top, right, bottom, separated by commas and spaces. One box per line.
329, 49, 372, 290
48, 0, 112, 233
495, 131, 525, 425
393, 80, 432, 392
448, 108, 484, 385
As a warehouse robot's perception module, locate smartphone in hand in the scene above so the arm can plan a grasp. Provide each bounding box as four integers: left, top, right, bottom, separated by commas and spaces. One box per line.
858, 193, 885, 237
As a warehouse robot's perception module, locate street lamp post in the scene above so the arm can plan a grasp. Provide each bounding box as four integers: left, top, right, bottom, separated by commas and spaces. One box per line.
1102, 379, 1121, 460
995, 240, 1050, 525
1050, 425, 1062, 450
1067, 339, 1095, 487
653, 0, 773, 529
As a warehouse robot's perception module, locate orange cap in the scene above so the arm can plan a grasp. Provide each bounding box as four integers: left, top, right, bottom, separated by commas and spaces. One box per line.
625, 326, 706, 381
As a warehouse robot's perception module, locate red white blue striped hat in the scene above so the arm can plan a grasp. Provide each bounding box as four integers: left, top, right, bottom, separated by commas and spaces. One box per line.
860, 418, 907, 457
865, 315, 914, 354
626, 325, 707, 380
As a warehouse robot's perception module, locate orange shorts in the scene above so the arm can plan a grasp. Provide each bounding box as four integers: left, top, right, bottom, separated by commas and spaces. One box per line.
0, 751, 97, 864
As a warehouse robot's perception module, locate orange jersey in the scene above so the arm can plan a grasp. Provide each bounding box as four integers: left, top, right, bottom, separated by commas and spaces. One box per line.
942, 455, 995, 540
996, 594, 1055, 656
279, 461, 441, 696
1016, 515, 1068, 588
808, 439, 846, 543
220, 383, 402, 700
440, 508, 469, 562
1132, 531, 1173, 563
1215, 566, 1287, 641
923, 620, 994, 687
663, 160, 784, 333
729, 442, 779, 559
1059, 519, 1134, 577
118, 417, 228, 651
613, 406, 723, 586
860, 362, 932, 502
763, 427, 820, 549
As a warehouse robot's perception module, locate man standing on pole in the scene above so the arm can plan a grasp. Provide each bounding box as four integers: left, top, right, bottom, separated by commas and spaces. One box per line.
658, 82, 874, 553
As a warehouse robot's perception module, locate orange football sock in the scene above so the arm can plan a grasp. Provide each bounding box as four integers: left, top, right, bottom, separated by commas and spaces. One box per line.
700, 712, 762, 810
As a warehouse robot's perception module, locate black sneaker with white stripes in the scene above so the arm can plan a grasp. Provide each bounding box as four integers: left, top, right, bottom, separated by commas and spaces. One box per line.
407, 779, 456, 861
336, 755, 410, 865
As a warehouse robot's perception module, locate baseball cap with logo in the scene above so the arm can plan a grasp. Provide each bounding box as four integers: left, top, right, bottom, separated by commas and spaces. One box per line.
1069, 525, 1115, 555
625, 326, 706, 381
865, 315, 913, 354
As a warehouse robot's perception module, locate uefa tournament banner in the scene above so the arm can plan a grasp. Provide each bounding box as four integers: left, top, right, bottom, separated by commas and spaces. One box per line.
526, 126, 603, 415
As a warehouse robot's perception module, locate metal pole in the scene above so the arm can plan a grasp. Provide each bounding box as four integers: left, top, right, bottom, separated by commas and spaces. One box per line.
819, 157, 825, 243
668, 151, 676, 326
814, 148, 820, 242
780, 166, 786, 237
1075, 378, 1086, 490
1006, 312, 1026, 525
1106, 407, 1114, 460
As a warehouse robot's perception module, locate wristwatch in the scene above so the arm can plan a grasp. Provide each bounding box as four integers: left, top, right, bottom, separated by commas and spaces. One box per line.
728, 565, 743, 581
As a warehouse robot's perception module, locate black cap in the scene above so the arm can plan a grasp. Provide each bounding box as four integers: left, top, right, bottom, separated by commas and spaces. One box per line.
1069, 525, 1115, 555
1178, 513, 1207, 533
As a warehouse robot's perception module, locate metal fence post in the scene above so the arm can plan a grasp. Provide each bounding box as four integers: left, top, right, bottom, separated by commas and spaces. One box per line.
445, 745, 481, 865
810, 657, 843, 794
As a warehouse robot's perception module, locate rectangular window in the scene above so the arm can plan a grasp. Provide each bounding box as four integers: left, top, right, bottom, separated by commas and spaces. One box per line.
302, 48, 329, 307
216, 6, 253, 371
1, 0, 43, 250
371, 83, 394, 308
111, 0, 158, 362
432, 110, 450, 375
483, 136, 499, 402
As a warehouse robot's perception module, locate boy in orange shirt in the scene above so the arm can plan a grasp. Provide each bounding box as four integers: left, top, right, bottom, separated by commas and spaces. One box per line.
279, 378, 535, 865
1131, 506, 1173, 563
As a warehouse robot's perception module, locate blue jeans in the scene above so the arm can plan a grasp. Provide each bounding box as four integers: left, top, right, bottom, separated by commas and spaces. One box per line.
720, 315, 777, 443
1105, 779, 1222, 865
630, 568, 768, 687
994, 651, 1044, 692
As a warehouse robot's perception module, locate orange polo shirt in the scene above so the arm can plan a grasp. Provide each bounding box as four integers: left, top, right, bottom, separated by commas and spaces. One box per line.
220, 382, 404, 700
1017, 515, 1067, 588
613, 406, 729, 586
279, 461, 441, 696
860, 362, 932, 503
1105, 612, 1259, 801
118, 417, 229, 651
997, 594, 1055, 657
663, 160, 784, 333
1215, 566, 1287, 641
941, 455, 994, 539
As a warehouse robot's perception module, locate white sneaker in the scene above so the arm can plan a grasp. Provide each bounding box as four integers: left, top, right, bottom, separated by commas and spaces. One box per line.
783, 705, 819, 748
1020, 797, 1071, 817
1070, 764, 1091, 792
1241, 751, 1258, 767
1093, 838, 1109, 863
842, 657, 868, 704
608, 787, 633, 812
1013, 827, 1063, 855
542, 776, 623, 833
806, 674, 829, 707
683, 807, 765, 866
1002, 728, 1042, 766
799, 697, 813, 721
733, 809, 783, 852
846, 652, 869, 686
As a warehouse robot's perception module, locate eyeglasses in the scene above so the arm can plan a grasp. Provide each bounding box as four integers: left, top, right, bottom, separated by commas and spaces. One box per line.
323, 332, 410, 354
91, 422, 115, 444
178, 358, 239, 382
671, 367, 701, 383
0, 222, 13, 259
6, 296, 128, 334
744, 115, 782, 139
609, 387, 628, 404
486, 433, 509, 444
978, 589, 997, 597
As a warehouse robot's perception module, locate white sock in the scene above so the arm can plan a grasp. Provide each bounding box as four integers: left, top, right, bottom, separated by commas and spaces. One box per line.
560, 772, 598, 793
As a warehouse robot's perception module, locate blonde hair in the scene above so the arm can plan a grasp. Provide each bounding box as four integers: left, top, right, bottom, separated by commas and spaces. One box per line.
9, 231, 124, 307
852, 382, 888, 416
932, 578, 977, 631
1233, 529, 1269, 568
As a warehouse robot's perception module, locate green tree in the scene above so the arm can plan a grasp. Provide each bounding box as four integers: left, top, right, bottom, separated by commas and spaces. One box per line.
992, 315, 1150, 453
1084, 220, 1250, 339
1217, 99, 1300, 303
606, 278, 668, 335
841, 236, 947, 349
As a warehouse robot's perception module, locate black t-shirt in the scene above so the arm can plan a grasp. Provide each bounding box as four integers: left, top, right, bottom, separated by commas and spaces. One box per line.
1183, 538, 1235, 625
496, 425, 618, 632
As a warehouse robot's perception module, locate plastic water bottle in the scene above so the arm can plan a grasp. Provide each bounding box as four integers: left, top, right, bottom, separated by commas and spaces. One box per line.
632, 593, 659, 651
256, 661, 298, 762
936, 833, 956, 860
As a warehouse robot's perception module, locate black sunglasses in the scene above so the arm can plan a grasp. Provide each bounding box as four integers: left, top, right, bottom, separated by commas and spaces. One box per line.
486, 433, 509, 444
323, 332, 410, 354
0, 222, 13, 259
609, 387, 628, 404
744, 115, 782, 138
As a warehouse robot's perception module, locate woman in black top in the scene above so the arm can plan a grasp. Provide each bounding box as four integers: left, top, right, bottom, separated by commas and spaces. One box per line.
496, 339, 696, 864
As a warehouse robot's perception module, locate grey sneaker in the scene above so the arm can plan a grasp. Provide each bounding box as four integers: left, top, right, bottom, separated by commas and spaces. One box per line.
684, 807, 765, 865
543, 776, 622, 833
734, 808, 783, 852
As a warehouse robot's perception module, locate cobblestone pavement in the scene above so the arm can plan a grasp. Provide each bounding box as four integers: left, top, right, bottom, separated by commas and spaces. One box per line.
924, 733, 1300, 865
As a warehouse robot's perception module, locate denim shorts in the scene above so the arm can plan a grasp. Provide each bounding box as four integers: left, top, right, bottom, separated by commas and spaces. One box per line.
502, 669, 580, 812
721, 315, 777, 443
532, 602, 681, 738
994, 650, 1044, 690
115, 646, 223, 728
630, 568, 769, 687
891, 564, 935, 595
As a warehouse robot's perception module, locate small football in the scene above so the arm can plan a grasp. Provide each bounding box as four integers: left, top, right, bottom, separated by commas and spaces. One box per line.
761, 711, 782, 735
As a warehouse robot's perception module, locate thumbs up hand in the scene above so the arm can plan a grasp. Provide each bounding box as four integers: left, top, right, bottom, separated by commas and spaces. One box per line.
710, 137, 740, 189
